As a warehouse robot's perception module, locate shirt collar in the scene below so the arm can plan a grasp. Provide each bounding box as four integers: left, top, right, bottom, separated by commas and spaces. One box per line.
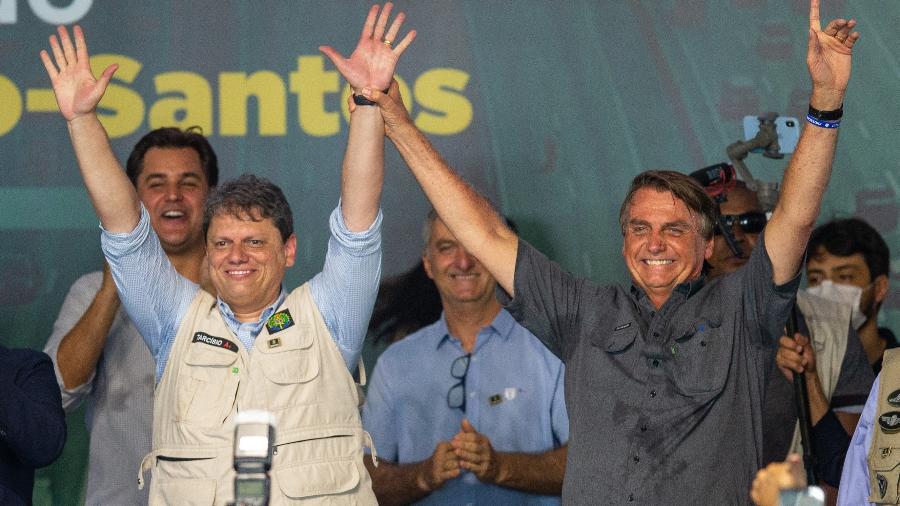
217, 287, 288, 335
434, 308, 515, 350
630, 276, 706, 305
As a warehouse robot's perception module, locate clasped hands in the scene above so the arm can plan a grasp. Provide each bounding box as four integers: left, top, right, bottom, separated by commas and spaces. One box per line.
417, 418, 504, 493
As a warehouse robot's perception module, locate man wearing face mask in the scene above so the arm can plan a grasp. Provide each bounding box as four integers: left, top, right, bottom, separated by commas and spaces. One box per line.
830, 218, 900, 505
804, 218, 893, 374
700, 181, 873, 491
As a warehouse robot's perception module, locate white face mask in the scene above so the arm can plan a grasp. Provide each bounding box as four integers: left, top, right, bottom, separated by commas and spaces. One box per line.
804, 280, 868, 329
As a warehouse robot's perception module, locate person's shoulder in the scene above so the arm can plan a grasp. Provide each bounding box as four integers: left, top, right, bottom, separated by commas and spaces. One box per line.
70, 270, 104, 292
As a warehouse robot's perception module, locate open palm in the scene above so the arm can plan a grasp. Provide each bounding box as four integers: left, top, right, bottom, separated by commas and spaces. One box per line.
39, 25, 117, 122
320, 3, 416, 92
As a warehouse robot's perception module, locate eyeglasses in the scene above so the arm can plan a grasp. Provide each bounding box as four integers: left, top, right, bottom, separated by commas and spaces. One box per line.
714, 211, 767, 235
447, 354, 471, 412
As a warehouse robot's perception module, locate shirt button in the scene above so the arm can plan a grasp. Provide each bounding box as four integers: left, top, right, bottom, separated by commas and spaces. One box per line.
652, 331, 660, 337
633, 455, 640, 463
650, 311, 656, 317
651, 359, 660, 368
649, 390, 657, 398
640, 424, 648, 432
629, 493, 635, 502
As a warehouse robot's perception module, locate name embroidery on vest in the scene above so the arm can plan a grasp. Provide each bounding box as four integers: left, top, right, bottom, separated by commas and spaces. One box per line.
192, 332, 238, 353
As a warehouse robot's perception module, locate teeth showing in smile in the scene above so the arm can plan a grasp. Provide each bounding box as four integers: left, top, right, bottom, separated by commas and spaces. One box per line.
228, 270, 252, 275
163, 210, 185, 218
644, 259, 673, 266
451, 274, 477, 280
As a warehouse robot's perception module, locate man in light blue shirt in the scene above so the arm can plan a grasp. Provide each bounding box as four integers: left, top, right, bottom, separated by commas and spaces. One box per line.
41, 6, 415, 500
363, 211, 568, 505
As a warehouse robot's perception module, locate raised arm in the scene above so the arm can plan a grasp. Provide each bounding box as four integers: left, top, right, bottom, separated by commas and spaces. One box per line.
365, 83, 519, 295
320, 2, 415, 231
40, 26, 138, 233
764, 0, 859, 284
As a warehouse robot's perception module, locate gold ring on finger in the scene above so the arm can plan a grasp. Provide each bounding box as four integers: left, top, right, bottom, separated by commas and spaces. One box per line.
383, 39, 393, 47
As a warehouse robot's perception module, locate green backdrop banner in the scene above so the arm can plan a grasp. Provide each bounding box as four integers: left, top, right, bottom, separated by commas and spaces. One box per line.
1, 1, 898, 503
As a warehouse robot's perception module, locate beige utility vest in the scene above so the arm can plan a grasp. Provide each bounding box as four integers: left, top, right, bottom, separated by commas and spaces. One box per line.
867, 349, 900, 504
786, 292, 851, 456
138, 284, 376, 505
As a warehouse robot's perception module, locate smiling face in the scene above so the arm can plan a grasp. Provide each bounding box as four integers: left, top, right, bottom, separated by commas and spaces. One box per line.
706, 185, 763, 278
422, 217, 497, 310
622, 188, 713, 308
206, 210, 296, 321
136, 147, 209, 255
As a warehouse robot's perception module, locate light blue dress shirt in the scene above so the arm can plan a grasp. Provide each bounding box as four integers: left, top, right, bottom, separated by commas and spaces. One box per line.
101, 203, 382, 381
363, 309, 568, 505
839, 373, 880, 505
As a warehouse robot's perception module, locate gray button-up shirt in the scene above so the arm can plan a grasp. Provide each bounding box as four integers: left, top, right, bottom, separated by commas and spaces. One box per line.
500, 232, 799, 505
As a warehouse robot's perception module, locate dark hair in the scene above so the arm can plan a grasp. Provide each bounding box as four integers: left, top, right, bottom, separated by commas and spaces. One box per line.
619, 170, 716, 239
807, 218, 890, 279
203, 174, 293, 242
125, 126, 219, 187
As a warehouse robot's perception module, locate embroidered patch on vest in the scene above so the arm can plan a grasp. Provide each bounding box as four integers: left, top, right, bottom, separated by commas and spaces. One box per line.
192, 332, 238, 353
888, 389, 900, 407
878, 411, 900, 433
266, 309, 295, 334
614, 322, 632, 331
878, 473, 888, 498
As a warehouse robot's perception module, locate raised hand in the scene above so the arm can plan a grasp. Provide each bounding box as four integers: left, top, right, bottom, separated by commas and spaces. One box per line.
750, 454, 806, 506
775, 333, 818, 382
806, 0, 859, 106
319, 2, 416, 93
39, 25, 117, 122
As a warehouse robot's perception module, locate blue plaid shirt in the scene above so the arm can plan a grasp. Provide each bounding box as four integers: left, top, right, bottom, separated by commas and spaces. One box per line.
101, 203, 382, 382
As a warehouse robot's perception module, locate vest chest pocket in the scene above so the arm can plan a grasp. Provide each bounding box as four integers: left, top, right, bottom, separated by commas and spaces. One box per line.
256, 324, 321, 409
869, 448, 900, 504
176, 343, 239, 426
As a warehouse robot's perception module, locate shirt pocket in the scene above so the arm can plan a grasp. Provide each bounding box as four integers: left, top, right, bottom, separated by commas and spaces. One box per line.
255, 324, 320, 409
589, 322, 637, 355
176, 344, 239, 426
668, 317, 731, 398
149, 448, 219, 506
869, 447, 900, 503
271, 428, 373, 503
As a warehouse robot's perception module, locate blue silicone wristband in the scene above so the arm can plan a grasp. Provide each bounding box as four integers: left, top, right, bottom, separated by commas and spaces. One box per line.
806, 114, 841, 129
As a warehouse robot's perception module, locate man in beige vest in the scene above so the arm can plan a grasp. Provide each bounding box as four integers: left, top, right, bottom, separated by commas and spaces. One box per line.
39, 3, 415, 504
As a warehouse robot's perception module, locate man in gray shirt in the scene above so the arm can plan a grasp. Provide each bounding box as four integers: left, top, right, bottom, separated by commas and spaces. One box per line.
359, 1, 860, 503
44, 127, 217, 505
